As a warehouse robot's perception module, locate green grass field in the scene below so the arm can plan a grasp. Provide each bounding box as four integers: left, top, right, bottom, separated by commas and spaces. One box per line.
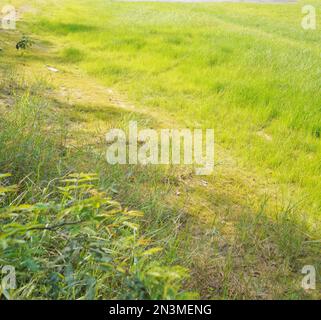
0, 0, 320, 299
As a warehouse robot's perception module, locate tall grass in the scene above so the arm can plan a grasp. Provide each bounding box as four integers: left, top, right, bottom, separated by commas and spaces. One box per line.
0, 70, 65, 184
0, 69, 195, 299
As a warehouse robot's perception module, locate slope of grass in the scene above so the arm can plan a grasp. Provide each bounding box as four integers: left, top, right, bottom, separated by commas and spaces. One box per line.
0, 0, 320, 299
16, 0, 321, 218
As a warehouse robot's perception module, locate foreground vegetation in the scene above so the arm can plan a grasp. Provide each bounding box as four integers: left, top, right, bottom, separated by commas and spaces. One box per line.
0, 70, 196, 299
0, 0, 320, 299
1, 172, 194, 299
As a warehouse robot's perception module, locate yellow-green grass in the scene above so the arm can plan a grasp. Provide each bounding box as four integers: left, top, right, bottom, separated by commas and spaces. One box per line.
13, 0, 321, 218
1, 0, 320, 299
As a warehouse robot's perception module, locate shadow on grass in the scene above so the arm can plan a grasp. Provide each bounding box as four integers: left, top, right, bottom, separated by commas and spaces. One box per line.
31, 20, 98, 36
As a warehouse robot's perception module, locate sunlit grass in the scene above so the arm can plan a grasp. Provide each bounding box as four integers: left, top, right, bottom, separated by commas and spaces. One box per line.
20, 0, 321, 217
1, 0, 320, 299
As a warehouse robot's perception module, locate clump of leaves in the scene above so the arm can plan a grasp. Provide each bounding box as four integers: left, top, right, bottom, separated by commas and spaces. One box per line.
15, 35, 33, 51
0, 173, 196, 300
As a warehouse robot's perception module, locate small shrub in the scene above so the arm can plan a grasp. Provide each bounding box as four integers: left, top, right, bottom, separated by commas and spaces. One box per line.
16, 36, 33, 51
0, 173, 194, 300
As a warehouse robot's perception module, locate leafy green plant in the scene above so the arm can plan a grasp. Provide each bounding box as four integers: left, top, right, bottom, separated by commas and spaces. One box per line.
0, 173, 195, 300
15, 36, 33, 52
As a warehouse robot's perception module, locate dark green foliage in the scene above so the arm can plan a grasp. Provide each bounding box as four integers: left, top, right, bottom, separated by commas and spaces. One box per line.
0, 173, 194, 300
16, 36, 33, 51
